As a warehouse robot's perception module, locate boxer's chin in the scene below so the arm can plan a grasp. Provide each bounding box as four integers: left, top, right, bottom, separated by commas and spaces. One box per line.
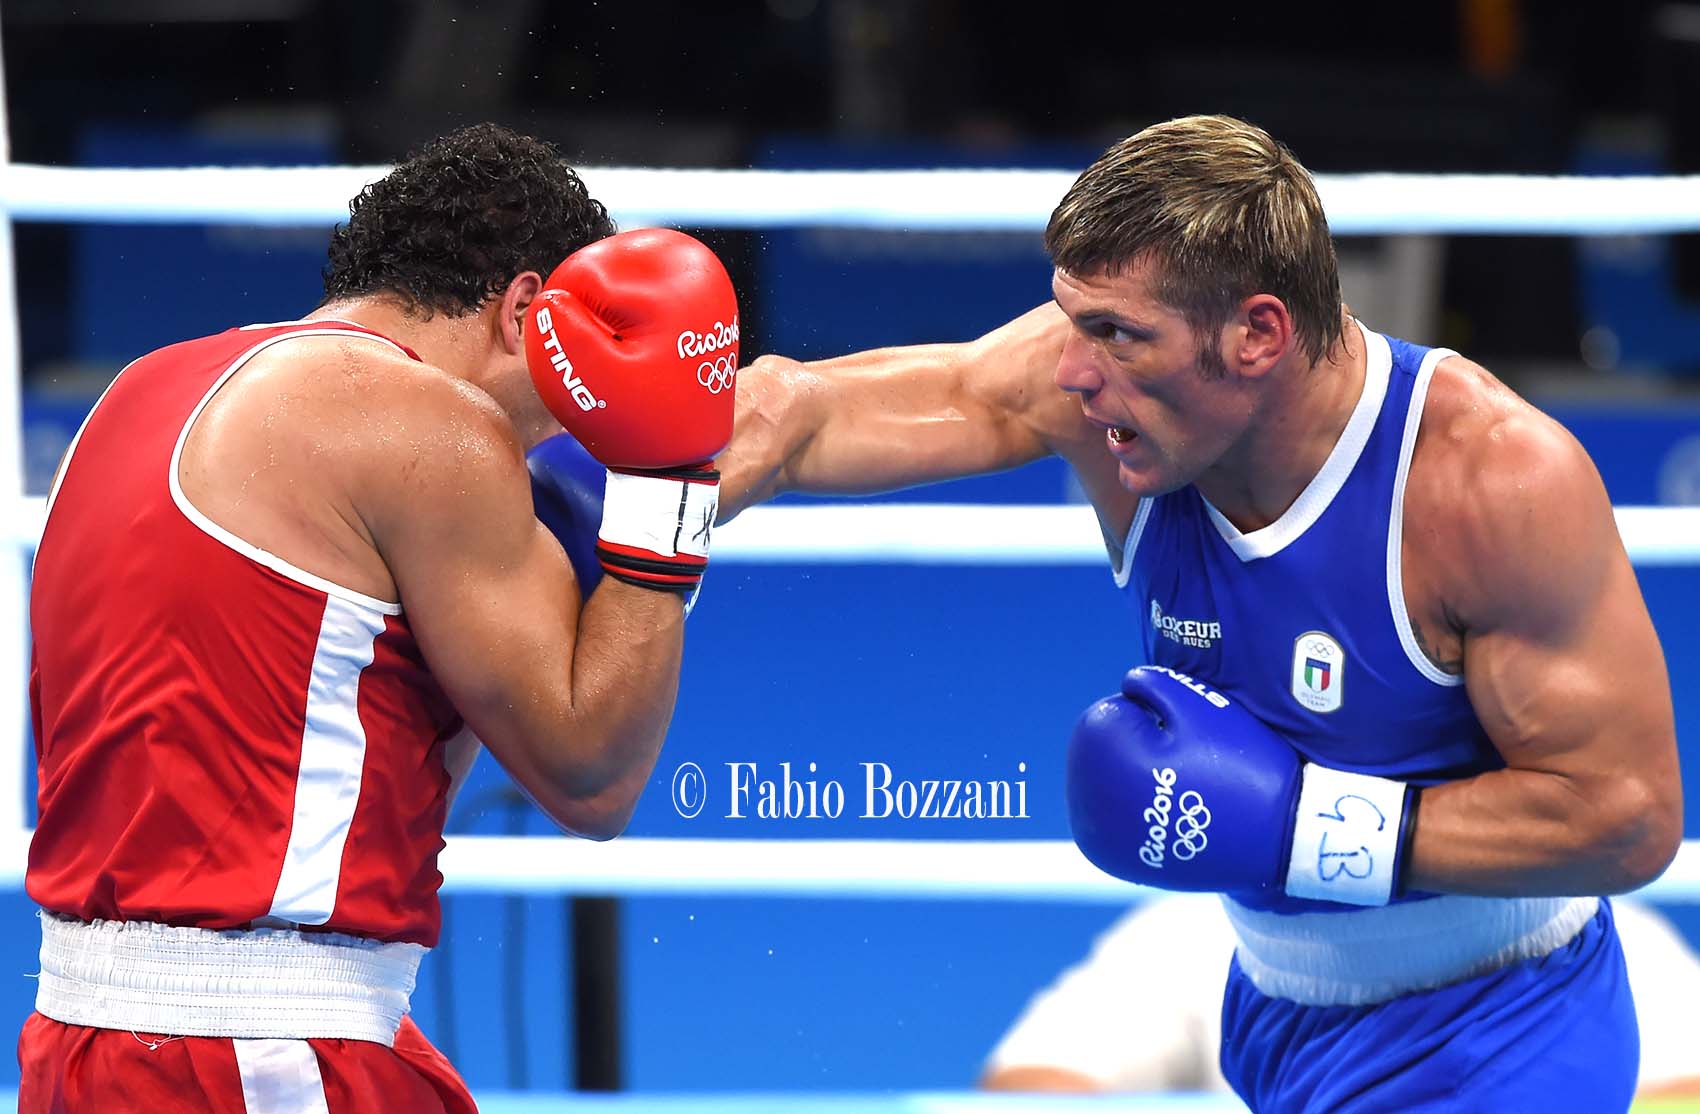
1115, 458, 1188, 499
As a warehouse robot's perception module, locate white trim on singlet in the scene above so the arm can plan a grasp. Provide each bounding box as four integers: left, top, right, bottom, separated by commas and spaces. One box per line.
168, 327, 406, 616
239, 316, 371, 332
267, 595, 387, 925
1386, 345, 1464, 687
43, 320, 369, 521
1202, 321, 1392, 562
233, 1039, 333, 1114
1112, 498, 1154, 589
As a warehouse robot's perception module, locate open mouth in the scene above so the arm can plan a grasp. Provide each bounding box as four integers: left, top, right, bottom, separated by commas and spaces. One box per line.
1107, 426, 1137, 444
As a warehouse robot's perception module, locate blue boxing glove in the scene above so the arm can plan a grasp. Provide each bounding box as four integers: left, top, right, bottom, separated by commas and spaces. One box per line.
527, 433, 606, 596
527, 432, 705, 614
1067, 665, 1418, 907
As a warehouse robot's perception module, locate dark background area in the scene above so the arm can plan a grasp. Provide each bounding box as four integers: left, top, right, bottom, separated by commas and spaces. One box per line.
8, 0, 1700, 377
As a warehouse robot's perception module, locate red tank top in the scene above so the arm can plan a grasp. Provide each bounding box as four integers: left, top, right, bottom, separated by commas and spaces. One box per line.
28, 320, 463, 946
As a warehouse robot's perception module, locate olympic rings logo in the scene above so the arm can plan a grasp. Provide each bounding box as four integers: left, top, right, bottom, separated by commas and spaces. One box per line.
1171, 790, 1211, 860
697, 355, 736, 395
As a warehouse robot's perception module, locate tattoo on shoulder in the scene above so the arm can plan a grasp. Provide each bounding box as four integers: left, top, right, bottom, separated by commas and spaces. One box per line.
1409, 618, 1465, 675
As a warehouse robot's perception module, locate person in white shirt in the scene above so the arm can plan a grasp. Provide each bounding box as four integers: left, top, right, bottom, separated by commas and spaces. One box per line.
983, 894, 1700, 1098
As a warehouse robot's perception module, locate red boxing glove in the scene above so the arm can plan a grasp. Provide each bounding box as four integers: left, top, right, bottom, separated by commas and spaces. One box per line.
525, 228, 738, 469
524, 228, 739, 597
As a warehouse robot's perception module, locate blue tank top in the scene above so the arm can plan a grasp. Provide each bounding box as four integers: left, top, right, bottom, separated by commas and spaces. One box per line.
1116, 324, 1498, 784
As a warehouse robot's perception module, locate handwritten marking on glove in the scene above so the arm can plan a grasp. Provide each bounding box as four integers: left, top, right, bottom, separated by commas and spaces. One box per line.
1313, 793, 1387, 883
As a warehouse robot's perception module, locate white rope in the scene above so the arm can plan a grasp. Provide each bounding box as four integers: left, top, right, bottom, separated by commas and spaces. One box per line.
0, 829, 1694, 902
710, 503, 1700, 566
9, 163, 1700, 234
436, 836, 1700, 903
1609, 506, 1700, 565
15, 498, 1700, 564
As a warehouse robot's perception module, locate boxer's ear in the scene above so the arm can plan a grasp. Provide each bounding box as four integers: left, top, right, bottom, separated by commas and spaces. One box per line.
1230, 293, 1292, 379
498, 272, 544, 356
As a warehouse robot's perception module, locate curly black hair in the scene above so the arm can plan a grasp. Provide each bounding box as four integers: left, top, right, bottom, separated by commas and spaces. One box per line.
321, 123, 616, 315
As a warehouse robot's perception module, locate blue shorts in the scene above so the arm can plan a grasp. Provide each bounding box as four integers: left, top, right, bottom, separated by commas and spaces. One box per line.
1219, 898, 1637, 1113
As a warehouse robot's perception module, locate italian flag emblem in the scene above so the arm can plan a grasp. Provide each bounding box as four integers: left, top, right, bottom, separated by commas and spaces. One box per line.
1304, 658, 1332, 691
1292, 631, 1345, 713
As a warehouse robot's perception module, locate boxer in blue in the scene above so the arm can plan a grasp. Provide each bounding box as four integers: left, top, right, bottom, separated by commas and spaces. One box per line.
716, 115, 1682, 1111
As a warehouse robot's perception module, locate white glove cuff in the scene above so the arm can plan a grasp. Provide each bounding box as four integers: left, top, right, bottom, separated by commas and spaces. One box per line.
599, 470, 718, 560
1285, 764, 1409, 907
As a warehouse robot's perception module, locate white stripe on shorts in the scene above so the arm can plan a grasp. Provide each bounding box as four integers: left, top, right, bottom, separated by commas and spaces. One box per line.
268, 595, 387, 924
233, 1039, 331, 1114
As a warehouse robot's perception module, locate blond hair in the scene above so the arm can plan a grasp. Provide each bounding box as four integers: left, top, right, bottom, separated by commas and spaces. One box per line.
1045, 115, 1342, 367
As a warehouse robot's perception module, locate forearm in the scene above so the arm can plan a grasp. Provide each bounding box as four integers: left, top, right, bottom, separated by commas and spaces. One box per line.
714, 355, 829, 520
718, 305, 1071, 520
1403, 764, 1679, 896
542, 581, 685, 837
718, 344, 992, 518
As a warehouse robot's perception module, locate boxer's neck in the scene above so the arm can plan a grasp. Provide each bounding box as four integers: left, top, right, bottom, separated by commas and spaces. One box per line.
310, 294, 557, 451
308, 295, 492, 382
1193, 317, 1369, 534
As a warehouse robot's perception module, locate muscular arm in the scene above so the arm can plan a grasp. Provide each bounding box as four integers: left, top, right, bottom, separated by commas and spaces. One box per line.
364, 373, 681, 839
1403, 385, 1682, 895
716, 302, 1093, 519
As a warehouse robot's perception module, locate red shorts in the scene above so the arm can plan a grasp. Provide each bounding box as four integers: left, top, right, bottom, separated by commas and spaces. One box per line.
17, 1012, 477, 1113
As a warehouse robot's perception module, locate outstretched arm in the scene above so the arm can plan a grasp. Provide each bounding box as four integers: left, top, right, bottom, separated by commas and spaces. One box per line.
716, 303, 1092, 519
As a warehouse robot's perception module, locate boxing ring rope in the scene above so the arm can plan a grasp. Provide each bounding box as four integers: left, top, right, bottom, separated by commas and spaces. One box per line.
5, 163, 1700, 912
0, 826, 1690, 903
12, 164, 1700, 234
10, 497, 1700, 564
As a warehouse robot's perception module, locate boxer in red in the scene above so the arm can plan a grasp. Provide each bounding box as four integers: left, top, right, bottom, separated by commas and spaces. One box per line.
22, 124, 738, 1112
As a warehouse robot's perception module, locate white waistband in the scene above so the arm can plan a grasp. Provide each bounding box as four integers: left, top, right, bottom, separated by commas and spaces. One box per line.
35, 912, 426, 1044
1223, 894, 1599, 1006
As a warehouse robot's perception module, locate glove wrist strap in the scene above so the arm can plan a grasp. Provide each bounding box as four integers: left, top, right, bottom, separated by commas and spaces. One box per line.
597, 468, 718, 592
1283, 764, 1411, 907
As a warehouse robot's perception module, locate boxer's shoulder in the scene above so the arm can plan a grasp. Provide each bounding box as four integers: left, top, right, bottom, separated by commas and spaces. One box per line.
1401, 352, 1611, 629
1008, 309, 1135, 547
179, 331, 522, 602
976, 301, 1094, 442
328, 357, 527, 548
190, 336, 506, 487
265, 332, 486, 413
1411, 353, 1570, 473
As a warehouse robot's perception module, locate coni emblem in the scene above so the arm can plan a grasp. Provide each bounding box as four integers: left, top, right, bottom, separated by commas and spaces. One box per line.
1291, 630, 1344, 713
